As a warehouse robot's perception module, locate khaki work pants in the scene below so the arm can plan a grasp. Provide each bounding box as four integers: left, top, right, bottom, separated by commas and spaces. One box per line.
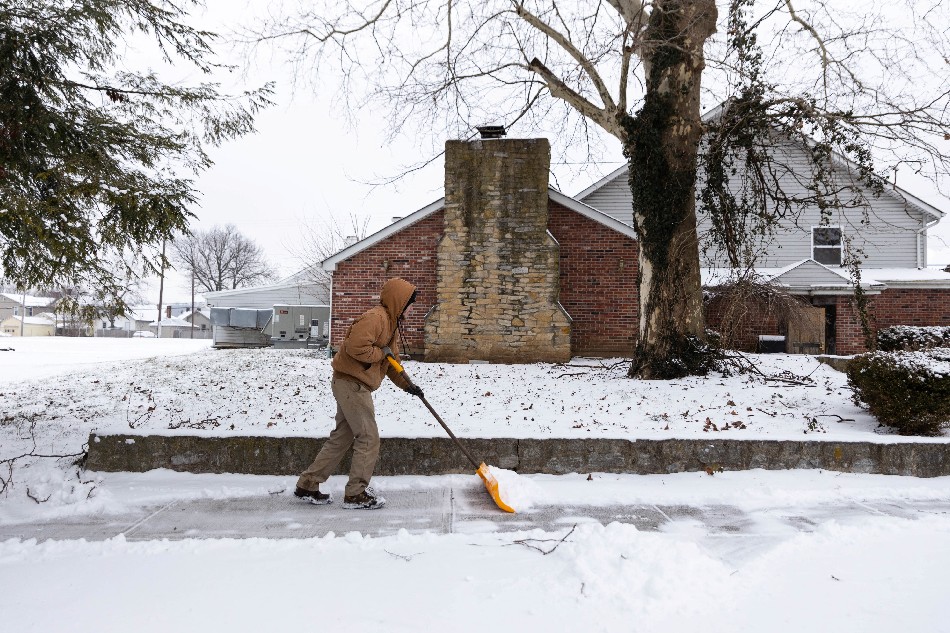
297, 376, 381, 498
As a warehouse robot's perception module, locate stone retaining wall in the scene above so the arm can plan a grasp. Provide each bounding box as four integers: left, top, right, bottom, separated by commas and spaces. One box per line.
86, 433, 950, 478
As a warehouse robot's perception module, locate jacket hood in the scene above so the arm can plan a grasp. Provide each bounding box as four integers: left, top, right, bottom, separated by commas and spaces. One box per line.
380, 278, 417, 323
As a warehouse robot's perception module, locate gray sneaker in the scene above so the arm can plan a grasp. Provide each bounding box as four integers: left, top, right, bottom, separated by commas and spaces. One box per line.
342, 489, 386, 509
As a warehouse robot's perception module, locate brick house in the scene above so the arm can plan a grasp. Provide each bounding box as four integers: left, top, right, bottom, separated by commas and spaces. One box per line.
578, 106, 950, 355
321, 131, 950, 360
582, 160, 950, 354
322, 138, 638, 361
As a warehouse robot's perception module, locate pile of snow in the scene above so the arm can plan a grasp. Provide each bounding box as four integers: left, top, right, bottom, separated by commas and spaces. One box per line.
487, 466, 543, 511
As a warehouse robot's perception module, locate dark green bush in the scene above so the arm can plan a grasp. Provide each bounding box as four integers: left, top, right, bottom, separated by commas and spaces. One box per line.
847, 349, 950, 436
877, 326, 950, 352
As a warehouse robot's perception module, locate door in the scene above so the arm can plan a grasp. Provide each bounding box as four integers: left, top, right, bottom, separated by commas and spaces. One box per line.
787, 306, 826, 355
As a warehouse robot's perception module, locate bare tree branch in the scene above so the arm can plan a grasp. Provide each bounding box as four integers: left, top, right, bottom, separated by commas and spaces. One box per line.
172, 224, 278, 293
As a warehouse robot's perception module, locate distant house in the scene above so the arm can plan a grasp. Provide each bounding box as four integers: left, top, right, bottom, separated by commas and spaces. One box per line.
1, 313, 56, 337
0, 293, 57, 323
104, 304, 209, 337
110, 306, 157, 335
180, 308, 212, 337
149, 316, 197, 338
203, 278, 329, 311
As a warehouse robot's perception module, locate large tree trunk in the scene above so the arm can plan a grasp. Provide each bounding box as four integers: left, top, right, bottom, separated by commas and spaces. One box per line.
622, 0, 718, 380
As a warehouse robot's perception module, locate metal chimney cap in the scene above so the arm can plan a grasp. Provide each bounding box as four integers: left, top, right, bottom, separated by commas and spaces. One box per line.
476, 125, 507, 139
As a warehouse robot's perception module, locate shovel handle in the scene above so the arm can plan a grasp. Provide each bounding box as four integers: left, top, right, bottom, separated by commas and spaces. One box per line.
386, 354, 481, 470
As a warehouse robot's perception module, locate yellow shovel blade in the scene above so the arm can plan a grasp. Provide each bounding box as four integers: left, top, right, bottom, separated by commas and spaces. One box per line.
476, 463, 516, 513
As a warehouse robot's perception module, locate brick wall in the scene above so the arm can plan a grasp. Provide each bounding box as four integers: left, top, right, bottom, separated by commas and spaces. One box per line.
330, 201, 643, 358
836, 289, 950, 355
870, 288, 950, 329
548, 202, 639, 356
703, 288, 950, 356
329, 210, 443, 354
704, 296, 783, 352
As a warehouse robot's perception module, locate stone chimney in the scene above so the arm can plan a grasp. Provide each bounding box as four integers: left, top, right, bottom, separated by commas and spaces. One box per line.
424, 137, 571, 363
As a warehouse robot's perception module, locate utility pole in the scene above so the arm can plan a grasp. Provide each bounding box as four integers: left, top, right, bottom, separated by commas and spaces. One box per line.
190, 269, 195, 339
157, 239, 166, 339
19, 288, 26, 337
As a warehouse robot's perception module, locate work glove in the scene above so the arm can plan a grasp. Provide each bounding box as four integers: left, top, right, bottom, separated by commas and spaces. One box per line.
381, 345, 394, 358
406, 383, 424, 398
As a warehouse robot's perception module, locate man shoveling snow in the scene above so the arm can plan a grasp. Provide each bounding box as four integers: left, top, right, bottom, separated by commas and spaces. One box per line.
294, 278, 421, 509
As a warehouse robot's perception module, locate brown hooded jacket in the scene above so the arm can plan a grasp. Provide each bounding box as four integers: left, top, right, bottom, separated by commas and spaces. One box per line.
331, 278, 416, 392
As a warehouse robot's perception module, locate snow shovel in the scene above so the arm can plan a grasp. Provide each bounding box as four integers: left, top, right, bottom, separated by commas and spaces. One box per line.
385, 353, 515, 513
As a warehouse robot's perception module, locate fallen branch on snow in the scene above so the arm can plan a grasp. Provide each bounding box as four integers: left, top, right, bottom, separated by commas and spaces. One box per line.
509, 524, 577, 555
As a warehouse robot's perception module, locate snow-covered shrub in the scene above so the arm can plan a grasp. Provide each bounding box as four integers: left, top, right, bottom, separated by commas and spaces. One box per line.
876, 326, 950, 352
847, 348, 950, 436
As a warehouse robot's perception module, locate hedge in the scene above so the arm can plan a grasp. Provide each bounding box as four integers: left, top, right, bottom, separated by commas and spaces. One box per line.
847, 348, 950, 436
876, 325, 950, 352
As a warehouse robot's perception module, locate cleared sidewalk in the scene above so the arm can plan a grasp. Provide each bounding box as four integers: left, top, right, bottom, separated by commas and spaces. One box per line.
4, 481, 950, 544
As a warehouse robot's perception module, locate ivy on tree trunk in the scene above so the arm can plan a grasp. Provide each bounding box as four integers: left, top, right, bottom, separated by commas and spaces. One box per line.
623, 0, 718, 379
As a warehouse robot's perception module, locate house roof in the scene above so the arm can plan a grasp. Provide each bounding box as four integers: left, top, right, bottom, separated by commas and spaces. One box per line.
203, 280, 325, 300
577, 163, 945, 223
179, 309, 210, 320
0, 293, 57, 308
702, 259, 950, 293
3, 313, 56, 325
575, 103, 948, 222
321, 188, 638, 272
127, 306, 159, 322
149, 316, 196, 328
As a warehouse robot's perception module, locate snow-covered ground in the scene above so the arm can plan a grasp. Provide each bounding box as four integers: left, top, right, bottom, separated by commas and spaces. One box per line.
3, 469, 950, 633
1, 336, 935, 446
2, 338, 950, 632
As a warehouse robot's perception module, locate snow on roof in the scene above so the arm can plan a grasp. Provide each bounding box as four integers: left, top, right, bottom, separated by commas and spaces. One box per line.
1, 293, 56, 308
149, 316, 196, 328
203, 280, 325, 299
702, 261, 950, 291
862, 268, 950, 287
574, 103, 948, 222
5, 314, 56, 325
127, 306, 159, 322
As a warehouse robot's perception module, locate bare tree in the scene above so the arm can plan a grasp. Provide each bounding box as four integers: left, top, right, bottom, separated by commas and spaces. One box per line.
173, 224, 278, 293
289, 213, 372, 301
250, 0, 950, 378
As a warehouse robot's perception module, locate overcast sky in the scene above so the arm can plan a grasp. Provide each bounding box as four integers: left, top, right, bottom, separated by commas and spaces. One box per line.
149, 0, 950, 304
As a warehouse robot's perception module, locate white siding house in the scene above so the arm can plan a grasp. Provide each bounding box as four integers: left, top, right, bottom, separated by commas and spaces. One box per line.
575, 116, 950, 355
203, 279, 328, 310
576, 143, 947, 285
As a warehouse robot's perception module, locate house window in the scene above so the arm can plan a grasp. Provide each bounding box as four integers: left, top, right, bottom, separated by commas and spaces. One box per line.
812, 226, 842, 266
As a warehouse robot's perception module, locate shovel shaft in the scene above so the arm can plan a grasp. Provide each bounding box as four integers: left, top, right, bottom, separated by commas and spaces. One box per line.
386, 354, 481, 470
418, 395, 481, 470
